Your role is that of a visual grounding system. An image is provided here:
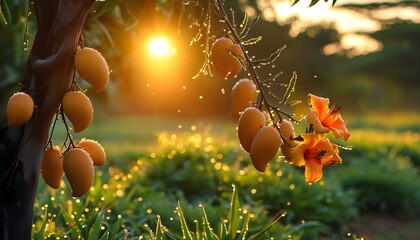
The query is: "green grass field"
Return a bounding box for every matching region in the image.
[33,112,420,239]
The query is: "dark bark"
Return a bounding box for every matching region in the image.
[0,0,94,238]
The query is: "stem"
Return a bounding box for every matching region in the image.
[45,110,60,148]
[211,0,262,95]
[210,0,291,128]
[60,106,76,149]
[192,1,213,79]
[209,0,304,146]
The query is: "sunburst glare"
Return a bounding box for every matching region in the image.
[149,37,170,57]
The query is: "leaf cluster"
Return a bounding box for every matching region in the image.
[332,143,420,213]
[145,186,304,240]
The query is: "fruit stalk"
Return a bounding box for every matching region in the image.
[211,0,296,135]
[211,0,262,94]
[0,0,94,238]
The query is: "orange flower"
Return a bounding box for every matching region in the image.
[290,133,342,183]
[306,94,350,141]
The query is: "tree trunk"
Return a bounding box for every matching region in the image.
[0,0,94,238]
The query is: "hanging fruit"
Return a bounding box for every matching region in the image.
[237,107,266,153]
[63,148,95,197]
[279,120,296,162]
[41,146,64,189]
[62,91,93,133]
[6,92,34,127]
[231,78,257,118]
[250,126,282,172]
[76,139,106,166]
[74,47,109,93]
[211,37,244,79]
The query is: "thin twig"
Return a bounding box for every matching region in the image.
[210,0,296,127]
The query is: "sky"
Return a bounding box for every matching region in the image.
[244,0,420,57]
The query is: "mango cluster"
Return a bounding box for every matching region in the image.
[63,47,109,133]
[41,139,106,197]
[46,47,110,197]
[211,37,294,172]
[3,46,110,197]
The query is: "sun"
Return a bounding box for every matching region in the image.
[149,37,170,57]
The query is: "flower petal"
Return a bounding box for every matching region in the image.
[308,94,329,120]
[304,159,323,183]
[314,138,340,165]
[290,133,320,166]
[330,121,351,141]
[306,110,330,134]
[290,143,307,167]
[308,94,351,141]
[301,133,321,149]
[328,143,343,165]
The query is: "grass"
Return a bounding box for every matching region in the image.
[33,112,420,239]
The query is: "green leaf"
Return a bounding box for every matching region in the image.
[241,36,262,46]
[145,223,157,240]
[281,71,297,105]
[228,185,240,240]
[1,8,7,25]
[84,210,100,231]
[0,0,11,24]
[89,211,105,240]
[109,215,123,239]
[228,49,247,71]
[218,218,228,240]
[200,204,218,240]
[176,202,194,240]
[291,0,301,6]
[78,211,98,239]
[120,2,139,31]
[239,12,249,36]
[60,210,73,225]
[163,230,182,240]
[291,0,336,7]
[289,220,320,233]
[288,100,302,106]
[33,207,49,240]
[98,230,109,240]
[156,215,166,240]
[235,213,250,240]
[252,45,286,66]
[61,210,87,238]
[93,18,116,51]
[248,14,260,29]
[195,218,201,239]
[250,212,286,240]
[230,8,237,31]
[239,15,260,39]
[309,0,320,7]
[91,0,123,20]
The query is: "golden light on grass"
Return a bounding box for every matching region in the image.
[149,37,170,57]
